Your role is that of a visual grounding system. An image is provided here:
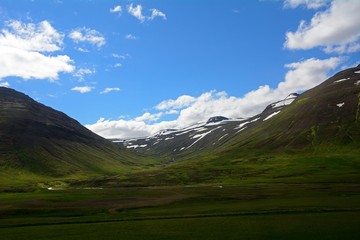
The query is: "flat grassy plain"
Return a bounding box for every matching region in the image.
[1,151,360,239]
[1,183,360,239]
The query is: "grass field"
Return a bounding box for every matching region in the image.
[1,212,360,240]
[1,181,360,239]
[1,151,360,239]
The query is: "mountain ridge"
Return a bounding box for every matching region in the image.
[0,87,141,180]
[111,92,299,160]
[1,64,360,186]
[112,64,360,163]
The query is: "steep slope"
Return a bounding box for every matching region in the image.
[218,64,360,154]
[0,87,139,179]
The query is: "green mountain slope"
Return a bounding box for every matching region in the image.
[116,65,360,186]
[115,64,360,164]
[219,64,360,153]
[0,87,144,185]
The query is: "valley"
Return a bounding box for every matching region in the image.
[1,65,360,239]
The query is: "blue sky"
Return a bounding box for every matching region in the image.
[0,0,360,138]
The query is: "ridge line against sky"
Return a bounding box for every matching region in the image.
[0,0,360,139]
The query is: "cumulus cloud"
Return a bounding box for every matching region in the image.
[0,20,63,52]
[156,95,197,110]
[87,57,342,139]
[0,46,74,80]
[87,118,156,139]
[280,57,341,93]
[283,0,330,9]
[284,0,360,53]
[100,87,120,94]
[135,112,163,122]
[73,68,95,81]
[110,5,122,14]
[127,4,166,22]
[0,20,74,81]
[69,27,105,47]
[71,86,94,93]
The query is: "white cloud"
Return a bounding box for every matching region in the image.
[73,68,95,81]
[284,0,330,9]
[135,112,163,122]
[0,20,63,52]
[156,95,197,110]
[148,9,167,20]
[69,27,105,47]
[114,63,122,68]
[0,20,74,81]
[87,118,158,139]
[127,4,146,22]
[166,109,179,115]
[112,53,129,59]
[284,0,360,53]
[100,87,120,94]
[0,46,74,81]
[110,5,122,14]
[0,81,10,87]
[127,4,166,22]
[280,57,341,93]
[125,34,137,40]
[71,86,94,93]
[76,47,89,53]
[87,57,342,139]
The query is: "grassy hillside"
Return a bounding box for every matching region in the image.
[1,67,360,239]
[0,87,155,188]
[219,65,360,153]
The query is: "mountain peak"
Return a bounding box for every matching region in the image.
[285,93,299,99]
[206,116,229,124]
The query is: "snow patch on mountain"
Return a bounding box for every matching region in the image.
[235,117,260,130]
[218,134,228,142]
[263,111,281,121]
[335,78,350,83]
[186,126,221,149]
[235,127,247,134]
[126,144,147,149]
[336,102,345,108]
[270,94,297,109]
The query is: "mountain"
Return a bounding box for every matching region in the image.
[112,93,299,161]
[0,87,139,180]
[113,64,360,163]
[220,64,360,153]
[2,64,360,187]
[112,64,360,187]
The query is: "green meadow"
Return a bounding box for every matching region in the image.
[1,151,360,239]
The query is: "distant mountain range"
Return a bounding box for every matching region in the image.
[112,94,298,159]
[1,64,360,183]
[113,64,360,162]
